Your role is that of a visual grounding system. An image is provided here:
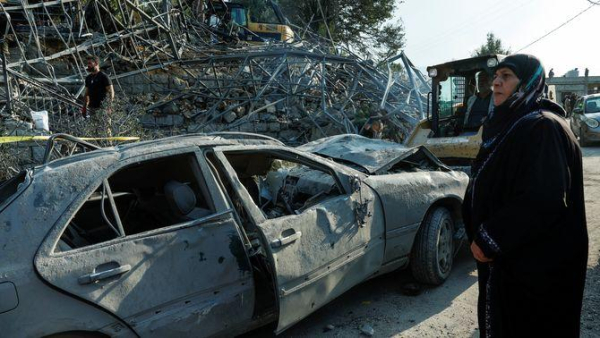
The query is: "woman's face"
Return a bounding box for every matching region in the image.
[492,67,520,106]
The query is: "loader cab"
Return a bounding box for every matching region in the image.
[405,55,505,165]
[207,0,294,43]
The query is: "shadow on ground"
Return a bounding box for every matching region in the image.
[240,245,478,337]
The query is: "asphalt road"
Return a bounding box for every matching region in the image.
[243,146,600,338]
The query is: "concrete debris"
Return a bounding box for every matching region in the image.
[0,0,430,173]
[323,324,335,332]
[360,323,375,336]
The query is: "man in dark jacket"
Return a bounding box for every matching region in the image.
[463,54,588,337]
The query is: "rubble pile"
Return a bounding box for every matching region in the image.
[0,0,429,146]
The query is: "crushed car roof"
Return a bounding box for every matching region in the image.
[298,134,414,174]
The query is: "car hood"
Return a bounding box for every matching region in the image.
[298,134,445,174]
[585,112,600,120]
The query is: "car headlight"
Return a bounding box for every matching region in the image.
[583,116,600,128]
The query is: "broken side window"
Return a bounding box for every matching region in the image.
[55,182,121,252]
[56,153,215,252]
[223,151,342,219]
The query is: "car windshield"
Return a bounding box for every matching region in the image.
[585,97,600,114]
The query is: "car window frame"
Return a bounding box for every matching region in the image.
[209,145,352,224]
[40,147,231,257]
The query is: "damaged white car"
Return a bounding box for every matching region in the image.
[0,133,468,337]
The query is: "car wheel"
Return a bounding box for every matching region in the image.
[410,207,454,285]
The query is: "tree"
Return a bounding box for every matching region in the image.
[274,0,405,60]
[473,32,511,56]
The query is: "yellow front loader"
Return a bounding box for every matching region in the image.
[405,54,505,166]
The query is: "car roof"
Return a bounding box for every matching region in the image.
[31,133,282,176]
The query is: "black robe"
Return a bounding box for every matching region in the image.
[463,110,588,337]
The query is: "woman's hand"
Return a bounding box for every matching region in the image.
[471,241,493,263]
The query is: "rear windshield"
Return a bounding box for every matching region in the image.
[0,171,29,207]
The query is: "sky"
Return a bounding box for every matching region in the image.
[394,0,600,76]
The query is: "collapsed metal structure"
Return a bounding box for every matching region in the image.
[0,0,430,144]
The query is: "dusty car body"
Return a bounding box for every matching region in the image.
[0,133,468,337]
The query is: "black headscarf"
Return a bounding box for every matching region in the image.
[472,54,565,178]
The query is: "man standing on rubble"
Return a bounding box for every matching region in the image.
[83,55,114,118]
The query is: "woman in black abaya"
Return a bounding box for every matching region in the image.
[463,54,588,337]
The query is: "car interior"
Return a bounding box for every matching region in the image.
[55,153,215,252]
[221,151,343,219]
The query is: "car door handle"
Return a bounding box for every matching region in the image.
[78,264,131,285]
[270,231,302,248]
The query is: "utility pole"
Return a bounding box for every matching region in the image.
[0,12,11,116]
[584,68,590,95]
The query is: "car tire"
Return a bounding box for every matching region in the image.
[410,207,454,285]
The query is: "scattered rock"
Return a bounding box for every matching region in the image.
[323,324,335,332]
[223,111,237,123]
[265,101,277,114]
[360,324,375,336]
[162,102,179,115]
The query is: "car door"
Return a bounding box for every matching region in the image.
[212,147,385,333]
[34,149,255,337]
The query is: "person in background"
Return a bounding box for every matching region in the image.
[83,55,114,118]
[463,54,588,337]
[564,94,573,114]
[360,118,384,139]
[464,71,494,129]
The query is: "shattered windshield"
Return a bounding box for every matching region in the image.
[299,135,411,174]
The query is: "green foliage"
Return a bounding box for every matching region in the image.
[275,0,405,60]
[473,32,511,57]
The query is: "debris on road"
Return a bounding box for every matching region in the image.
[0,0,429,147]
[360,323,375,336]
[323,324,335,332]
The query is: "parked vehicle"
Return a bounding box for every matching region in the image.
[0,133,468,337]
[570,93,600,146]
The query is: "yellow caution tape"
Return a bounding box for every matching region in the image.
[0,136,140,144]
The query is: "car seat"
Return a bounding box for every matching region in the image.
[164,180,213,221]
